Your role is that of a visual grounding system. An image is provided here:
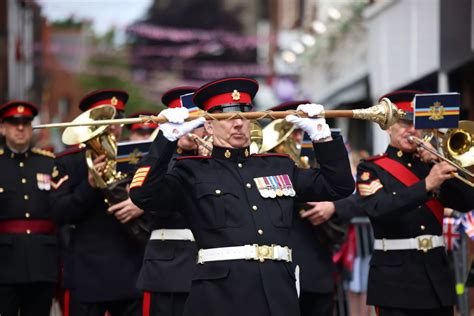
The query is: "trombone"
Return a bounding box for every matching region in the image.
[408,120,474,187]
[33,98,405,131]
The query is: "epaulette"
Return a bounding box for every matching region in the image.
[363,152,387,162]
[251,153,290,158]
[55,146,85,158]
[176,155,211,161]
[31,147,55,158]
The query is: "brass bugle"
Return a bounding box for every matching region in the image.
[408,135,474,187]
[33,98,404,130]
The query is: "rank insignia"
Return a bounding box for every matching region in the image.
[51,175,69,190]
[36,173,51,191]
[52,166,59,178]
[130,166,151,189]
[360,171,370,181]
[357,179,383,196]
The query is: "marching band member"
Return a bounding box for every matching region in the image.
[130,77,354,316]
[0,101,57,316]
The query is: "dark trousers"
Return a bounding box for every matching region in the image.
[68,295,141,316]
[376,306,454,316]
[299,292,333,316]
[142,291,189,316]
[0,282,54,316]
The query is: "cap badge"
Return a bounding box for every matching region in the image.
[232,90,241,101]
[111,97,118,106]
[225,149,231,158]
[397,150,403,158]
[18,105,24,113]
[360,171,370,181]
[245,148,249,157]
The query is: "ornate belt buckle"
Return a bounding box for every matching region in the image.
[255,244,274,262]
[417,236,433,253]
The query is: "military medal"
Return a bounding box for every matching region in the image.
[282,175,296,197]
[276,175,289,196]
[254,177,269,198]
[37,173,51,191]
[263,177,276,198]
[269,176,283,197]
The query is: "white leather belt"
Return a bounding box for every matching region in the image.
[197,244,292,264]
[150,229,195,242]
[374,235,444,253]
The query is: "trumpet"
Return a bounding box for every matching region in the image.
[33,98,405,131]
[408,121,474,187]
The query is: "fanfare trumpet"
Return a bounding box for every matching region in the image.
[33,98,405,131]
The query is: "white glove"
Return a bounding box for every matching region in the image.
[159,107,206,142]
[285,103,331,142]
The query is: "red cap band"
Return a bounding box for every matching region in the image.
[168,99,182,108]
[394,101,413,113]
[130,122,158,131]
[2,105,34,118]
[89,98,125,111]
[203,92,252,111]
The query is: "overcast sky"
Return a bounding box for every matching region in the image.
[37,0,152,35]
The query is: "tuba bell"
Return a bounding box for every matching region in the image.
[62,105,150,242]
[259,119,308,167]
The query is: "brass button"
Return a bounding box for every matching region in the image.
[24,195,29,200]
[418,205,422,209]
[21,178,27,184]
[246,183,252,189]
[25,212,30,218]
[252,205,258,211]
[19,162,24,167]
[215,189,221,195]
[238,163,243,168]
[0,187,3,193]
[257,229,263,235]
[420,225,426,230]
[392,192,397,195]
[407,163,412,167]
[26,229,31,234]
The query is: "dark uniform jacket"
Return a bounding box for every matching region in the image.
[336,145,474,309]
[288,211,335,294]
[50,147,144,302]
[0,146,58,284]
[130,132,354,316]
[137,148,198,293]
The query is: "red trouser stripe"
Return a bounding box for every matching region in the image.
[63,289,70,316]
[143,291,151,316]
